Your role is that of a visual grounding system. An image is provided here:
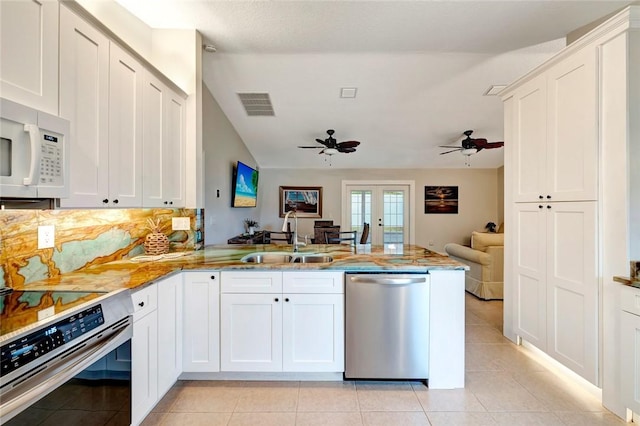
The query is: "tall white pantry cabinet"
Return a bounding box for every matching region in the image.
[502,6,640,417]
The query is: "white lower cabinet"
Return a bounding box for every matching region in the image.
[183,272,220,372]
[621,285,640,414]
[220,271,344,372]
[131,285,158,426]
[221,292,283,371]
[283,293,344,372]
[157,274,183,397]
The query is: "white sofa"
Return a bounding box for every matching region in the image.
[445,231,504,300]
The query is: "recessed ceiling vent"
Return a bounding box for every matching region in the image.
[237,93,275,116]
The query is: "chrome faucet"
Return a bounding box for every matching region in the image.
[282,210,305,252]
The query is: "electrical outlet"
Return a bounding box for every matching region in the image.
[38,225,55,249]
[428,241,435,247]
[172,217,190,231]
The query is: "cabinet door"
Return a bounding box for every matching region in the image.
[157,274,183,397]
[59,6,110,208]
[546,201,597,384]
[109,43,143,207]
[621,310,640,414]
[512,74,547,203]
[221,293,283,371]
[142,71,165,207]
[546,48,598,201]
[282,293,344,372]
[132,310,159,426]
[513,203,547,349]
[183,272,220,372]
[0,0,58,114]
[164,90,185,207]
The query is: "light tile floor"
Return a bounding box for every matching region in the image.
[142,293,628,425]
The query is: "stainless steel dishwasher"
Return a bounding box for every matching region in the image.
[345,273,429,380]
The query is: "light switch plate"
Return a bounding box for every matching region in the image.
[38,225,55,249]
[172,217,191,231]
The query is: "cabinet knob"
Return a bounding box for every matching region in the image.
[285,298,290,302]
[539,205,543,209]
[539,195,544,199]
[546,195,551,199]
[164,201,168,205]
[113,199,119,204]
[547,205,552,209]
[138,301,144,307]
[274,298,279,302]
[210,275,216,280]
[102,199,109,204]
[169,201,173,205]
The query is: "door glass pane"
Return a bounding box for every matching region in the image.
[350,190,372,243]
[383,190,404,244]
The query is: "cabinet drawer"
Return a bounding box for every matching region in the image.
[621,285,640,316]
[131,284,158,320]
[221,271,282,293]
[283,271,344,294]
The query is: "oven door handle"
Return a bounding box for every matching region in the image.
[0,321,132,423]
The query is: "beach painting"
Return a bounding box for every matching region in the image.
[425,186,458,214]
[232,161,259,207]
[279,186,323,218]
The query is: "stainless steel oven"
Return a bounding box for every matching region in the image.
[0,289,133,425]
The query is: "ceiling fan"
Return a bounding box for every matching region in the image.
[298,129,361,155]
[439,130,504,156]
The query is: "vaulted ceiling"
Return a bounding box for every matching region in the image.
[116,0,633,169]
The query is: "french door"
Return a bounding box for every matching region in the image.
[342,181,414,245]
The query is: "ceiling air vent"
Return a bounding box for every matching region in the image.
[237,93,275,116]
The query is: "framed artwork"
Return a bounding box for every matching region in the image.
[279,186,323,218]
[425,186,459,214]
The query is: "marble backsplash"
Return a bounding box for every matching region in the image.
[0,208,203,288]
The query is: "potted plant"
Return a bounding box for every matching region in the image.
[244,219,259,235]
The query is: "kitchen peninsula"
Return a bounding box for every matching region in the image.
[2,244,466,424]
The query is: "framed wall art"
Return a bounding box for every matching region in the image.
[424,186,458,214]
[279,186,323,218]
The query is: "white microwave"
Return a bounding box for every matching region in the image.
[0,98,69,198]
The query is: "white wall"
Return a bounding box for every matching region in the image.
[257,167,501,253]
[202,84,260,244]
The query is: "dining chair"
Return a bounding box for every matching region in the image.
[359,223,370,244]
[265,231,292,244]
[325,230,357,245]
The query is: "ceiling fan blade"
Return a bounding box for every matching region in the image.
[483,141,505,149]
[440,148,462,155]
[316,138,332,147]
[298,145,323,149]
[439,145,462,149]
[338,147,357,153]
[337,140,360,148]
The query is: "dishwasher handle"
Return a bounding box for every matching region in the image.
[348,275,427,285]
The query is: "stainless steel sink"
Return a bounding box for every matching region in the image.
[292,255,334,263]
[240,252,333,264]
[241,253,294,263]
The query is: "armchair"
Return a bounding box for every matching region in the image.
[445,231,504,300]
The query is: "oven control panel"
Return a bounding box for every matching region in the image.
[1,304,104,376]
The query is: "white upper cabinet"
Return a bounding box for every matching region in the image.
[142,71,185,207]
[108,44,143,207]
[511,47,598,203]
[0,0,59,114]
[545,48,598,202]
[59,5,184,208]
[59,5,110,208]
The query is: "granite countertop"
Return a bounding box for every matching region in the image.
[13,244,467,293]
[614,276,640,289]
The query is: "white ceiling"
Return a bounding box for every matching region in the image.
[116,0,633,169]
